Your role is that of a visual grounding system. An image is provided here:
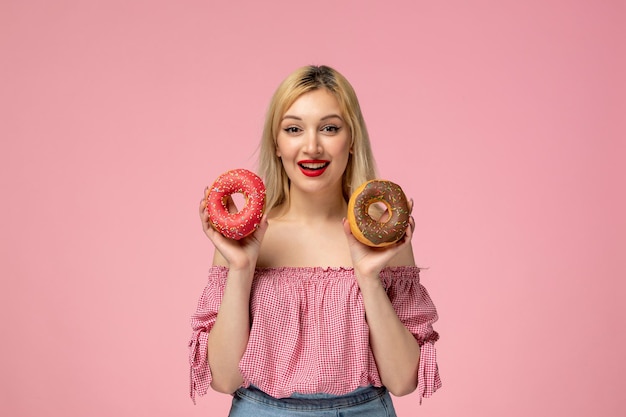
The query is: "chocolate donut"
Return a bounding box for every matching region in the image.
[205,169,266,240]
[347,180,410,247]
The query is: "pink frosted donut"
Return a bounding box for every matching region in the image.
[206,169,266,240]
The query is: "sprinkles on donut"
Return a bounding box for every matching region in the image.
[347,179,410,247]
[205,169,266,240]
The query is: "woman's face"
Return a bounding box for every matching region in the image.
[275,88,351,197]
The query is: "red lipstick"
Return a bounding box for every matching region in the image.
[298,160,330,177]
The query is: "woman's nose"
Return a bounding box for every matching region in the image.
[304,130,322,155]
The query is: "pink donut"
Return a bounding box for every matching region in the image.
[206,169,266,240]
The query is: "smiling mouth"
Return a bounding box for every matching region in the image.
[298,160,330,177]
[298,161,330,171]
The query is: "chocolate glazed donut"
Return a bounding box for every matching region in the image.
[347,180,410,247]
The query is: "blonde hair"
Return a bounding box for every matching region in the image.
[258,65,377,212]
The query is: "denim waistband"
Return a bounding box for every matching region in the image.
[234,385,388,411]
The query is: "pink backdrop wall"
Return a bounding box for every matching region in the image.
[2,1,624,416]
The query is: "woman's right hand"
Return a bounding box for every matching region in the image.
[199,188,268,271]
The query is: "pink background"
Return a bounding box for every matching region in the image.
[2,1,624,416]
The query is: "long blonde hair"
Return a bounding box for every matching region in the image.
[258,65,377,212]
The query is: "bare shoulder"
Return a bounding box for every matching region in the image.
[256,227,282,267]
[255,209,289,267]
[387,242,416,267]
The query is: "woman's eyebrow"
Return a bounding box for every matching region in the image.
[281,114,343,121]
[281,115,302,121]
[321,114,343,121]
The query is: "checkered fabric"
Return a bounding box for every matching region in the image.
[189,266,441,403]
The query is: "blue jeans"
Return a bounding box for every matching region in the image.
[228,385,397,417]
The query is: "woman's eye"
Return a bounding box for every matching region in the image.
[284,126,301,134]
[321,125,340,133]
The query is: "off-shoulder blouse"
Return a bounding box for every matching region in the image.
[189,266,441,403]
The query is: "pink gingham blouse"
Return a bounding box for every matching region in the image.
[189,266,441,403]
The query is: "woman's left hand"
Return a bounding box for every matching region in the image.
[343,199,415,282]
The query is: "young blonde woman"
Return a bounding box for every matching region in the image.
[190,65,441,416]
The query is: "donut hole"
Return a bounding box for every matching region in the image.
[222,193,246,214]
[367,201,391,222]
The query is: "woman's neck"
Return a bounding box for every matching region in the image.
[275,185,347,222]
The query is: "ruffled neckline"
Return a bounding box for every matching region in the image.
[210,265,420,273]
[208,265,422,284]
